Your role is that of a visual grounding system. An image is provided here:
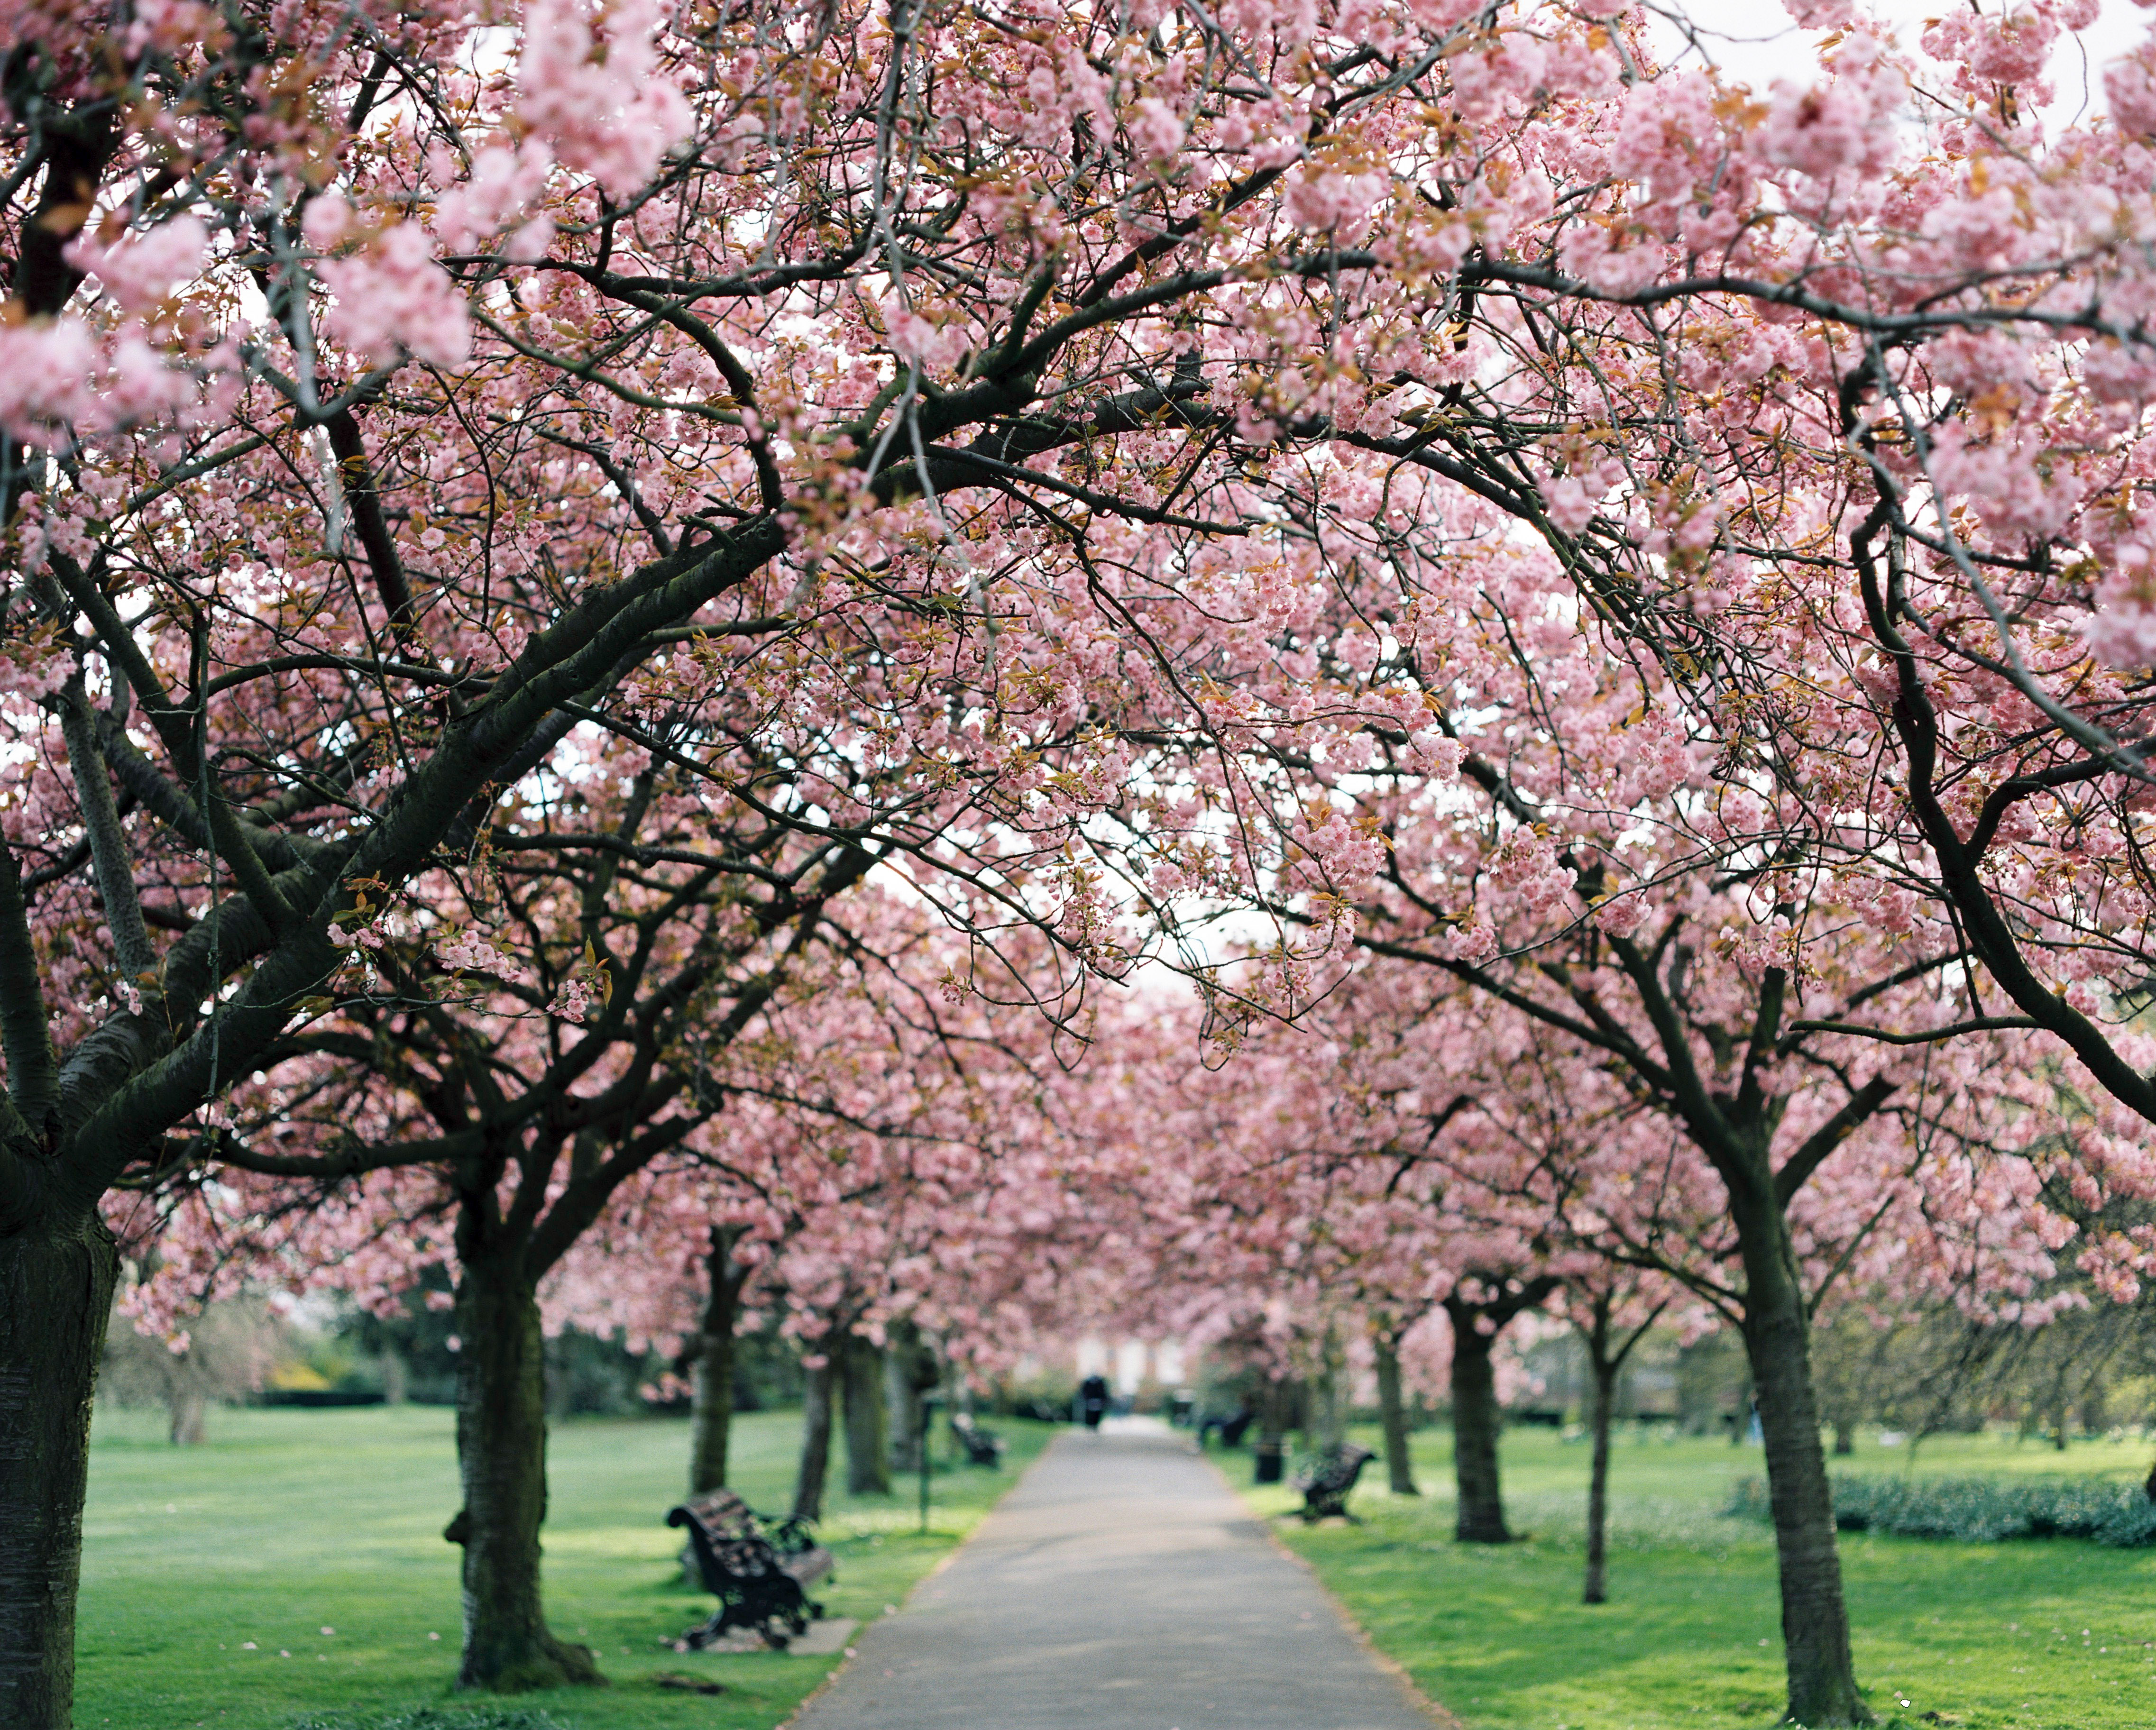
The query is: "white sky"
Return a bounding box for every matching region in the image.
[1651,0,2150,127]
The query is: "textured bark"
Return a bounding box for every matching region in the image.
[1375,1335,1419,1496]
[445,1254,600,1693]
[841,1335,890,1495]
[1736,1192,1868,1727]
[0,1220,118,1730]
[793,1358,835,1521]
[1583,1356,1616,1604]
[687,1228,748,1496]
[1447,1315,1511,1544]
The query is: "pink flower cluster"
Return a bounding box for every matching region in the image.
[64,216,208,314]
[516,0,694,199]
[319,225,473,369]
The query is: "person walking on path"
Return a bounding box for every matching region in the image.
[786,1419,1441,1730]
[1077,1372,1110,1431]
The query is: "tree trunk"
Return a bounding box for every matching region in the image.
[0,1219,119,1730]
[1376,1335,1419,1496]
[884,1321,931,1474]
[1737,1200,1868,1727]
[1448,1311,1511,1544]
[444,1254,599,1693]
[1833,1419,1855,1456]
[793,1356,835,1521]
[1253,1378,1287,1483]
[1314,1329,1346,1451]
[167,1384,206,1446]
[842,1334,890,1495]
[687,1228,747,1496]
[1583,1355,1616,1604]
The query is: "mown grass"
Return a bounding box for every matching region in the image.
[1240,1424,2156,1730]
[78,1401,1055,1730]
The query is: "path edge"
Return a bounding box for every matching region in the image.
[775,1426,1081,1729]
[1197,1446,1466,1730]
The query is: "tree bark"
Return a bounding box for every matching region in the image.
[793,1356,835,1521]
[1447,1309,1511,1544]
[1737,1196,1868,1727]
[884,1321,930,1473]
[687,1227,748,1496]
[444,1253,600,1693]
[0,1219,119,1730]
[1314,1329,1346,1452]
[167,1384,206,1446]
[1583,1354,1616,1604]
[1376,1334,1419,1496]
[842,1334,890,1495]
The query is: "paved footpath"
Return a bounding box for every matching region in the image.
[787,1419,1440,1730]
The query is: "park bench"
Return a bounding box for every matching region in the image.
[1199,1407,1255,1448]
[951,1412,1004,1466]
[1291,1443,1374,1523]
[666,1489,834,1651]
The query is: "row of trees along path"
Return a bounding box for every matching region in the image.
[6,2,2156,1728]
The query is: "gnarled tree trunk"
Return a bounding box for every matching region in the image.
[0,1219,119,1730]
[793,1357,835,1521]
[687,1227,748,1495]
[1375,1333,1419,1496]
[842,1334,890,1495]
[444,1252,599,1693]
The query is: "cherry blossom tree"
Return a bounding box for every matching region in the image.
[8,2,2156,1727]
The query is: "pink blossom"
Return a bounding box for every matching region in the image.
[64,216,208,314]
[2106,28,2156,139]
[517,0,693,199]
[0,316,97,438]
[318,224,472,368]
[1759,42,1903,180]
[434,144,554,254]
[301,192,353,252]
[2086,542,2156,669]
[1282,165,1385,235]
[1541,475,1594,534]
[1129,97,1183,162]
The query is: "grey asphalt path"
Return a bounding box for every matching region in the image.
[787,1419,1440,1730]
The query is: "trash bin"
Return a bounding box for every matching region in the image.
[1253,1437,1284,1483]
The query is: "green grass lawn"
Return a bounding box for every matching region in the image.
[78,1401,1056,1730]
[1238,1424,2156,1730]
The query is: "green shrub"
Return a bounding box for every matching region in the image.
[289,1708,570,1730]
[1726,1473,2156,1546]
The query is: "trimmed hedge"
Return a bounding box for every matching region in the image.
[1727,1472,2156,1547]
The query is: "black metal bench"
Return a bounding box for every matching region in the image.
[1291,1443,1374,1523]
[1199,1408,1255,1448]
[951,1412,1004,1466]
[666,1489,835,1650]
